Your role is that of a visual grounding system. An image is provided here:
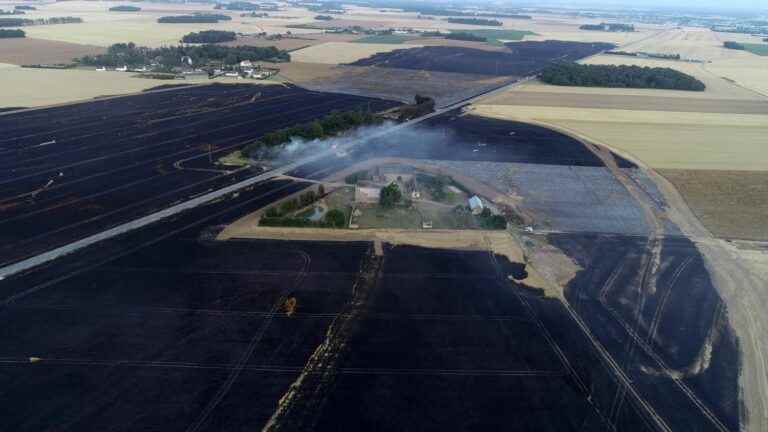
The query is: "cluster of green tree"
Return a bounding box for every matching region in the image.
[476,208,507,230]
[259,211,345,228]
[397,94,435,121]
[445,18,502,26]
[444,32,487,42]
[14,5,36,10]
[580,23,635,32]
[764,38,768,43]
[109,5,141,12]
[0,16,82,26]
[135,73,180,80]
[241,12,268,17]
[181,30,236,44]
[314,15,333,20]
[379,183,402,208]
[77,42,288,67]
[723,41,745,50]
[0,9,25,15]
[415,173,451,201]
[22,63,77,69]
[243,109,380,159]
[261,189,345,228]
[540,63,705,91]
[158,14,231,23]
[0,28,24,38]
[606,50,681,60]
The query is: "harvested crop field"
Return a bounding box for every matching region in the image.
[0,83,398,266]
[289,41,422,64]
[0,37,105,65]
[349,41,614,76]
[225,33,361,51]
[583,54,768,100]
[658,169,768,241]
[469,105,768,170]
[479,90,768,114]
[0,65,223,108]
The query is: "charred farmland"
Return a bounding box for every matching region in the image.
[347,41,615,76]
[0,84,398,266]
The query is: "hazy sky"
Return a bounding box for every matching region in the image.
[517,0,768,13]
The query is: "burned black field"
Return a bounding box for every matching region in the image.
[0,175,616,432]
[348,41,614,76]
[550,233,741,432]
[360,109,636,167]
[0,84,398,266]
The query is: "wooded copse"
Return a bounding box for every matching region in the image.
[77,42,288,67]
[0,28,24,38]
[540,63,705,91]
[243,109,381,159]
[181,30,236,44]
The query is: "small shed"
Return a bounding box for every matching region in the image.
[468,195,484,215]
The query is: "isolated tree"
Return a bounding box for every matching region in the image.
[325,209,346,228]
[379,182,401,208]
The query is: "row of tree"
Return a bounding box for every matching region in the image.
[445,17,502,26]
[723,41,745,50]
[0,28,24,38]
[158,14,231,23]
[580,23,635,32]
[243,109,380,158]
[540,63,705,91]
[77,42,288,67]
[0,16,82,27]
[181,30,236,44]
[109,5,141,12]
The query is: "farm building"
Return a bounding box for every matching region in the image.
[469,195,484,215]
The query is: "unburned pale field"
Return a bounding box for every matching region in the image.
[0,66,269,108]
[290,42,422,64]
[659,169,768,241]
[469,104,768,171]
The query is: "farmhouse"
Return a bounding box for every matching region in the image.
[468,195,484,215]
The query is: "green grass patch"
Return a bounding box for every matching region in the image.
[448,29,536,45]
[353,34,414,44]
[742,43,768,56]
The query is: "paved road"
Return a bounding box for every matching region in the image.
[0,76,535,280]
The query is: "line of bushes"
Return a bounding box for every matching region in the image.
[540,63,705,91]
[723,41,745,50]
[243,109,380,159]
[580,23,635,32]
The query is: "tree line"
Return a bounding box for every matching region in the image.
[77,42,288,68]
[580,23,635,32]
[181,30,236,44]
[723,41,745,50]
[0,28,24,38]
[445,17,502,26]
[109,5,141,12]
[243,109,380,159]
[158,14,231,23]
[0,16,82,27]
[540,63,705,91]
